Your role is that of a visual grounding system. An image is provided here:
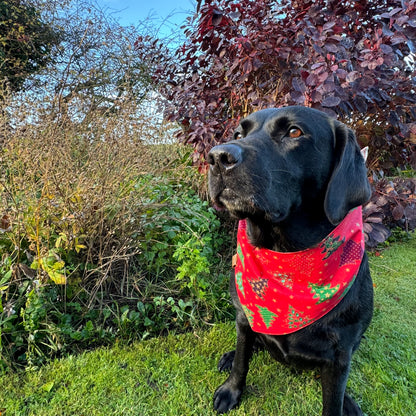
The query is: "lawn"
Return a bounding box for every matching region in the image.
[1,234,415,416]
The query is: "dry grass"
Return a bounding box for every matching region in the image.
[0,93,198,299]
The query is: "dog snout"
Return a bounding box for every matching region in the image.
[207,144,243,173]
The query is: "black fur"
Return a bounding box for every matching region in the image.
[207,106,373,416]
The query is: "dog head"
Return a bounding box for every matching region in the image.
[207,106,371,226]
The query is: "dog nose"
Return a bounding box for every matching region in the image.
[207,144,243,172]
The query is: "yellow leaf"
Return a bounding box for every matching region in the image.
[75,244,87,253]
[48,270,67,285]
[52,260,65,270]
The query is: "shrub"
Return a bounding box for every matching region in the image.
[138,0,416,170]
[0,97,232,371]
[363,176,416,247]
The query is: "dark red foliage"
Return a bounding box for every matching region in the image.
[363,177,416,247]
[138,0,416,169]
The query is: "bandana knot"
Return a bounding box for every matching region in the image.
[235,207,364,335]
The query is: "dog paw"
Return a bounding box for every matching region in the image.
[217,350,235,372]
[343,394,363,416]
[213,383,242,414]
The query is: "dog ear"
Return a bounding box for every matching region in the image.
[324,123,371,225]
[360,146,369,162]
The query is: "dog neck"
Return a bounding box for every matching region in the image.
[246,210,335,252]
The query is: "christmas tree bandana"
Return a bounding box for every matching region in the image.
[234,207,364,335]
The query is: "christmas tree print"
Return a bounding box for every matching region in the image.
[340,240,363,266]
[257,305,277,329]
[290,252,315,278]
[249,277,268,299]
[236,243,244,267]
[235,271,245,297]
[309,282,340,304]
[242,305,255,327]
[278,273,293,290]
[288,305,310,330]
[320,234,345,259]
[340,274,357,298]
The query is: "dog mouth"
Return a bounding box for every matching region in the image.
[211,189,286,223]
[211,189,241,212]
[212,200,227,212]
[211,188,252,214]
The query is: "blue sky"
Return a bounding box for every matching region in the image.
[96,0,196,29]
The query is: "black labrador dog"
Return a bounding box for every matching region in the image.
[207,106,373,416]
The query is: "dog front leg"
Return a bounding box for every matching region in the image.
[320,352,362,416]
[213,317,256,414]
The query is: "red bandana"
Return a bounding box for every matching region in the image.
[235,207,364,335]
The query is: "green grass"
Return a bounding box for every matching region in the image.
[1,234,415,416]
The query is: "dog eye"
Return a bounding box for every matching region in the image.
[289,127,303,138]
[234,132,242,140]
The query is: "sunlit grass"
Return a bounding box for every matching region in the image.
[1,234,415,416]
